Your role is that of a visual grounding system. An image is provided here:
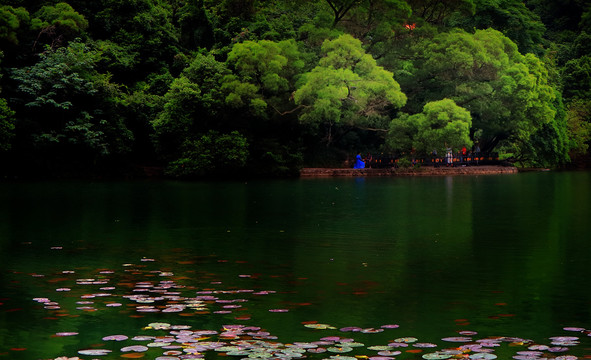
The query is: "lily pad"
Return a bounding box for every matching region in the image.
[102,334,128,341]
[304,324,336,330]
[414,343,438,348]
[422,353,453,359]
[381,324,400,329]
[340,327,362,332]
[367,345,392,351]
[527,345,549,351]
[148,322,171,330]
[320,336,341,342]
[121,345,149,352]
[327,346,353,353]
[55,332,78,336]
[563,327,585,332]
[393,337,418,343]
[78,349,112,355]
[343,342,365,347]
[441,337,472,342]
[469,354,497,359]
[378,350,401,356]
[387,342,409,348]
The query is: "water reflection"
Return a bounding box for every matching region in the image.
[1,172,590,359]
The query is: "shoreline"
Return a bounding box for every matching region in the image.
[300,165,519,177]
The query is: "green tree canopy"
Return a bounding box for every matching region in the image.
[0,5,34,45]
[222,39,305,116]
[448,0,546,55]
[152,53,230,158]
[34,2,88,48]
[294,34,406,144]
[10,41,132,159]
[401,28,556,157]
[387,98,472,156]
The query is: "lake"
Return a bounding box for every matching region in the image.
[1,171,590,360]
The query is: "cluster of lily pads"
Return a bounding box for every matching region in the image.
[52,321,589,360]
[25,259,590,360]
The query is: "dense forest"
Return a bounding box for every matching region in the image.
[0,0,590,178]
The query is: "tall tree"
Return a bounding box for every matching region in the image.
[448,0,546,55]
[294,34,406,145]
[33,2,89,50]
[398,28,557,156]
[387,98,473,156]
[10,41,132,164]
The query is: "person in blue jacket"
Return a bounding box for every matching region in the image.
[353,152,365,169]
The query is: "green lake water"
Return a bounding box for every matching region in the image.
[1,171,590,359]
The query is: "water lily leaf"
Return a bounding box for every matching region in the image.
[343,342,364,347]
[381,324,400,329]
[78,349,112,355]
[441,337,472,342]
[321,336,341,342]
[121,345,149,352]
[527,345,548,351]
[147,322,171,330]
[563,327,585,332]
[459,331,478,335]
[388,342,408,348]
[327,346,353,353]
[394,337,418,343]
[378,350,402,356]
[304,324,336,330]
[340,327,362,332]
[227,350,251,356]
[102,334,128,341]
[367,346,392,351]
[469,354,497,359]
[422,353,453,359]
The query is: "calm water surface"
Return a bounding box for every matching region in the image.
[1,171,590,359]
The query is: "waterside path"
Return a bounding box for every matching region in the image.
[300,165,519,177]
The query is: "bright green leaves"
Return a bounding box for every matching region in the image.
[387,99,472,156]
[294,34,406,143]
[35,2,88,43]
[222,39,304,115]
[0,5,33,45]
[413,28,557,154]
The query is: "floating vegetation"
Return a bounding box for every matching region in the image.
[9,258,589,360]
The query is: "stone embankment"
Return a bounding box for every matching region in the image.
[300,165,518,177]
